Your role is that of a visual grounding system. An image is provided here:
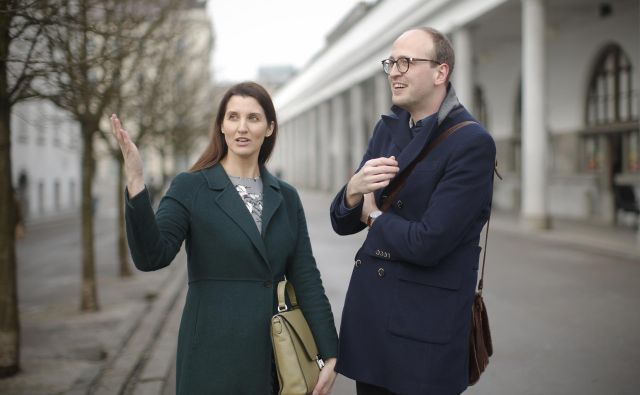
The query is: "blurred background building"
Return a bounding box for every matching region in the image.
[11,0,215,221]
[271,0,640,237]
[11,94,82,221]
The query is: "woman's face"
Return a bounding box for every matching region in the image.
[221,95,274,162]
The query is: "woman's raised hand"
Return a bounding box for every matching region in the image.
[110,114,145,197]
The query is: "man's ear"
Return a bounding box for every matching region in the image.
[435,63,450,86]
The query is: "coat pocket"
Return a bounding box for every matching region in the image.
[387,274,460,344]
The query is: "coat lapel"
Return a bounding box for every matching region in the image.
[260,166,283,235]
[203,165,270,266]
[377,83,462,203]
[382,107,412,151]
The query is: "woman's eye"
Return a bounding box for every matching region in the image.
[249,114,259,121]
[227,113,237,120]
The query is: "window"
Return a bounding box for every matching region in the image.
[625,131,639,173]
[583,135,601,171]
[473,85,489,127]
[586,44,637,126]
[584,44,638,174]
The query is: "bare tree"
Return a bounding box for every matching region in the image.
[0,0,57,377]
[35,0,177,311]
[96,2,211,278]
[145,10,213,184]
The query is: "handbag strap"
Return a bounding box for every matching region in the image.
[381,120,478,212]
[478,160,501,294]
[276,279,298,312]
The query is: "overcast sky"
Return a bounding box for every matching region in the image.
[206,0,372,83]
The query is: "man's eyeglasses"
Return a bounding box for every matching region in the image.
[381,57,442,74]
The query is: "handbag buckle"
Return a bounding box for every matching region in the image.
[277,303,288,313]
[316,356,325,369]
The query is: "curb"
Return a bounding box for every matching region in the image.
[71,255,187,395]
[130,286,185,395]
[490,218,640,262]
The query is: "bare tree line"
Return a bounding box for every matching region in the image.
[0,0,213,377]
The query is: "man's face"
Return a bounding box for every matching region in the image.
[388,30,445,117]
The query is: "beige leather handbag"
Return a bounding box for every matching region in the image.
[271,279,324,395]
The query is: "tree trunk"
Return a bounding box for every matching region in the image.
[0,3,20,376]
[0,98,19,378]
[80,122,99,311]
[117,157,131,277]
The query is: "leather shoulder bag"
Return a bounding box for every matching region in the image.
[271,279,324,395]
[469,161,500,385]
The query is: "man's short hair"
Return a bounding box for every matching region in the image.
[418,27,455,82]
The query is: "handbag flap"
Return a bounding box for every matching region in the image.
[278,308,319,361]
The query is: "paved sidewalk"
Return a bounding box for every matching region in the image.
[1,214,186,395]
[1,190,637,395]
[490,209,639,261]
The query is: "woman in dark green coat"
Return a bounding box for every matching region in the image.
[110,82,338,394]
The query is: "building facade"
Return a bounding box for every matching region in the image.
[11,101,81,221]
[272,0,640,235]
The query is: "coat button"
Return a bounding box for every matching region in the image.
[396,200,403,209]
[377,268,385,277]
[263,281,272,288]
[355,259,361,267]
[375,249,381,256]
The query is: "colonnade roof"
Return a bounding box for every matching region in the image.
[273,0,511,122]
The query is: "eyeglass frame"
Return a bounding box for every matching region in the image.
[381,56,442,74]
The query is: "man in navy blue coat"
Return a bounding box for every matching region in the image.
[330,27,496,395]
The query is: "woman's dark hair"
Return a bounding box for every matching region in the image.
[189,81,278,172]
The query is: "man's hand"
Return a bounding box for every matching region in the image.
[345,156,398,208]
[312,358,337,395]
[360,193,380,225]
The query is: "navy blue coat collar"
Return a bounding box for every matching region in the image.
[379,83,463,188]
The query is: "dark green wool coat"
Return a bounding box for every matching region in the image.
[125,164,338,394]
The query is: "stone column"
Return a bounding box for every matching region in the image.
[521,0,550,229]
[350,84,367,171]
[281,123,291,182]
[452,27,473,109]
[331,93,349,192]
[318,101,331,191]
[293,117,304,188]
[306,109,319,189]
[374,73,390,134]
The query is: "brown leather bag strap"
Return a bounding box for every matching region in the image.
[478,160,500,294]
[381,120,478,212]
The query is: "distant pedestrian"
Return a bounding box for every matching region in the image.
[110,81,338,394]
[329,27,496,394]
[14,194,25,240]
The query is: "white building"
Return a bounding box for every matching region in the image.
[11,101,81,221]
[272,0,639,234]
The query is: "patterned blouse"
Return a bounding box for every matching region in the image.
[229,175,263,233]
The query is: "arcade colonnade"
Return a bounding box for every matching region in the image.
[272,0,640,231]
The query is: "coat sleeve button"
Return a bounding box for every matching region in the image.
[377,268,385,277]
[355,259,361,267]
